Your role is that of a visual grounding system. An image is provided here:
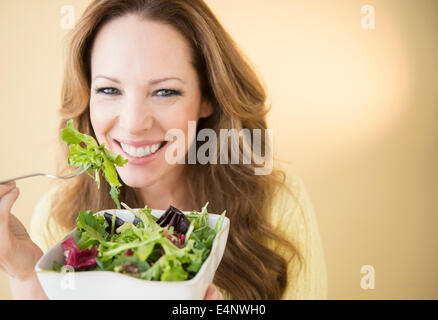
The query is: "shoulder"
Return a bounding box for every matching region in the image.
[29,182,71,253]
[269,171,328,299]
[269,172,314,231]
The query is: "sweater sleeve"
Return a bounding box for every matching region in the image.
[270,173,328,299]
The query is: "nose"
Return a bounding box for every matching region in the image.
[119,93,153,135]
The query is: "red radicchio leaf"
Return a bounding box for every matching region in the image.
[163,226,185,249]
[62,236,98,270]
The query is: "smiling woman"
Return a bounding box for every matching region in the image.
[88,14,212,193]
[1,0,327,300]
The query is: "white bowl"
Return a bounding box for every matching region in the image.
[35,208,230,300]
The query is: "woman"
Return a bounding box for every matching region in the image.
[0,0,327,300]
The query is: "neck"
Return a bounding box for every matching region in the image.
[135,166,191,211]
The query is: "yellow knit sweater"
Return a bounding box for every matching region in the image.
[29,172,328,299]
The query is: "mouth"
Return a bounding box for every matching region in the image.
[113,139,168,159]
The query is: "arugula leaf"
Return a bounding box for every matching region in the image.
[75,210,109,250]
[121,202,160,233]
[100,236,161,258]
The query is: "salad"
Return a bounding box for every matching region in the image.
[54,202,226,281]
[54,120,227,281]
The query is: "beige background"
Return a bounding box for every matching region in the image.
[0,0,437,299]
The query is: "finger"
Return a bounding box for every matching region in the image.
[0,182,16,195]
[204,285,215,300]
[0,187,19,213]
[204,285,223,300]
[0,187,19,230]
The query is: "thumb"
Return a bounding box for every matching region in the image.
[0,187,20,229]
[204,284,224,300]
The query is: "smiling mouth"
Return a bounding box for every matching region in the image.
[114,140,167,158]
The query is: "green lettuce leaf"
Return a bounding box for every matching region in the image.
[76,210,108,247]
[61,119,128,209]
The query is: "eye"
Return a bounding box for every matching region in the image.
[154,89,182,97]
[95,87,121,95]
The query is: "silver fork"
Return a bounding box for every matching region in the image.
[0,165,90,184]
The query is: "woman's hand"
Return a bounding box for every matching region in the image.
[204,284,224,300]
[0,181,43,281]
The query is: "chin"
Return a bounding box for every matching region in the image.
[117,167,161,189]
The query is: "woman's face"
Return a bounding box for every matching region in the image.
[89,14,211,189]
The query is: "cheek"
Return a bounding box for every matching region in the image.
[158,96,202,129]
[89,101,115,144]
[157,103,200,143]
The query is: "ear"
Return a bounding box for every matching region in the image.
[199,97,213,119]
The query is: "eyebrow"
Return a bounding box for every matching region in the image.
[93,75,185,85]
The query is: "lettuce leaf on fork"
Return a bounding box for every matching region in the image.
[61,119,128,210]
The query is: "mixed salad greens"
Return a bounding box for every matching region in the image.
[54,120,227,281]
[54,202,226,281]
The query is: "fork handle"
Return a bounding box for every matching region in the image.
[0,173,46,184]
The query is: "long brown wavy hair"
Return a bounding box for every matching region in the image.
[49,0,303,299]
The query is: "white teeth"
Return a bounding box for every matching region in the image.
[135,147,144,157]
[120,142,162,158]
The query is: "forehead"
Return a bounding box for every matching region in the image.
[90,14,195,82]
